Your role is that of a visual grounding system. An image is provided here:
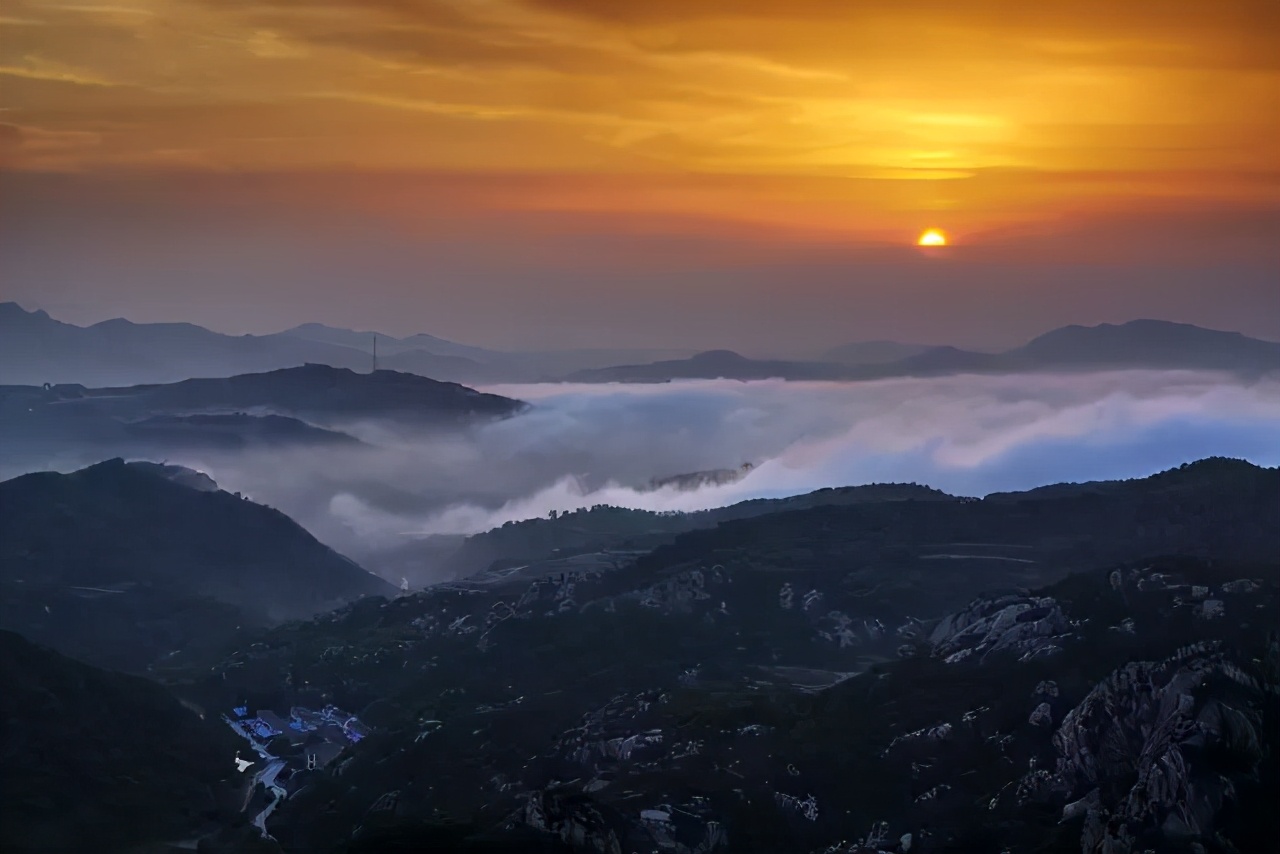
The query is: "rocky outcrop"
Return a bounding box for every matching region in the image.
[1019,646,1269,853]
[522,791,625,854]
[929,594,1071,663]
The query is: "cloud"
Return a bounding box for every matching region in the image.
[4,0,1276,223]
[308,370,1280,545]
[3,370,1277,579]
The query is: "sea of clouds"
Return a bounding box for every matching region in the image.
[9,370,1276,562]
[311,369,1280,546]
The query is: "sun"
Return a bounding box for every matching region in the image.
[917,228,948,247]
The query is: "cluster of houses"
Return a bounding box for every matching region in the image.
[225,703,370,801]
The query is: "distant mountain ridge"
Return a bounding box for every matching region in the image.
[0,302,697,387]
[70,363,527,425]
[8,302,1275,387]
[567,319,1280,383]
[282,322,500,364]
[0,364,525,470]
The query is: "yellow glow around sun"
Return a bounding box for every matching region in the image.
[917,228,948,246]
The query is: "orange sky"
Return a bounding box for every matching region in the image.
[1,1,1278,349]
[2,0,1278,240]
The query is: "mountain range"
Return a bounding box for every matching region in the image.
[0,303,695,387]
[567,320,1280,383]
[0,364,526,472]
[1,455,1277,853]
[194,457,1279,854]
[7,302,1278,388]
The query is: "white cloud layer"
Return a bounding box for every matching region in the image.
[6,371,1278,563]
[322,370,1280,542]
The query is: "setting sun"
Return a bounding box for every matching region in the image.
[918,229,949,247]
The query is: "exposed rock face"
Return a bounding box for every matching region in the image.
[1020,645,1269,853]
[929,594,1071,663]
[213,539,1278,854]
[523,791,625,854]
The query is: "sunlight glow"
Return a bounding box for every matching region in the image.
[917,228,949,247]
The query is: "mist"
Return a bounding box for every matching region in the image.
[4,369,1276,570]
[122,370,1279,555]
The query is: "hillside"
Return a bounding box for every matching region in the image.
[378,458,1276,585]
[0,303,697,387]
[0,459,393,671]
[397,482,954,583]
[1,365,523,472]
[0,630,245,854]
[46,363,526,426]
[190,458,1280,853]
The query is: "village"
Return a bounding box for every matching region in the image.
[222,703,370,836]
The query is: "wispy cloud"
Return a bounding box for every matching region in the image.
[0,0,1274,241]
[0,58,119,87]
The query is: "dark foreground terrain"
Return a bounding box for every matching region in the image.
[0,631,247,854]
[202,552,1278,854]
[2,458,1277,853]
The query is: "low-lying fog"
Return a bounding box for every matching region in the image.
[8,371,1280,569]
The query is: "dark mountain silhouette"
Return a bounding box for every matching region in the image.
[93,363,525,425]
[0,459,393,671]
[0,629,244,854]
[396,482,953,584]
[281,322,501,364]
[839,321,1280,379]
[1006,318,1280,370]
[0,303,698,387]
[14,302,1268,388]
[278,322,509,382]
[0,301,378,386]
[1,366,521,470]
[381,457,1275,588]
[1,398,360,458]
[0,457,392,613]
[15,364,525,425]
[983,455,1268,501]
[565,320,1280,383]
